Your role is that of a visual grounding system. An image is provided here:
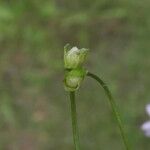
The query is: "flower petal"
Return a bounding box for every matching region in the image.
[141,121,150,131]
[146,104,150,116]
[145,130,150,137]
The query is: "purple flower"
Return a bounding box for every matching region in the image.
[141,104,150,137]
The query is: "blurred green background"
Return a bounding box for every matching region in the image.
[0,0,150,149]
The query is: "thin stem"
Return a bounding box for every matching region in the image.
[87,72,130,150]
[69,92,80,150]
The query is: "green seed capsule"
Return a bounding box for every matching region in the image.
[64,68,87,91]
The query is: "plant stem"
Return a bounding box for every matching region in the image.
[87,72,130,150]
[69,92,80,150]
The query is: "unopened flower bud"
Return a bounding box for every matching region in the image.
[64,68,87,91]
[64,44,88,69]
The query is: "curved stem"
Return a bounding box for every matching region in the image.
[87,72,130,150]
[69,92,80,150]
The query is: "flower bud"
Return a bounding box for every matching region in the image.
[64,68,87,91]
[64,44,88,69]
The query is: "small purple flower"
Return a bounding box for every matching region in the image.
[141,104,150,137]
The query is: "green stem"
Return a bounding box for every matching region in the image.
[87,72,130,150]
[69,92,80,150]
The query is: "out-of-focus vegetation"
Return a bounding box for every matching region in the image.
[0,0,150,149]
